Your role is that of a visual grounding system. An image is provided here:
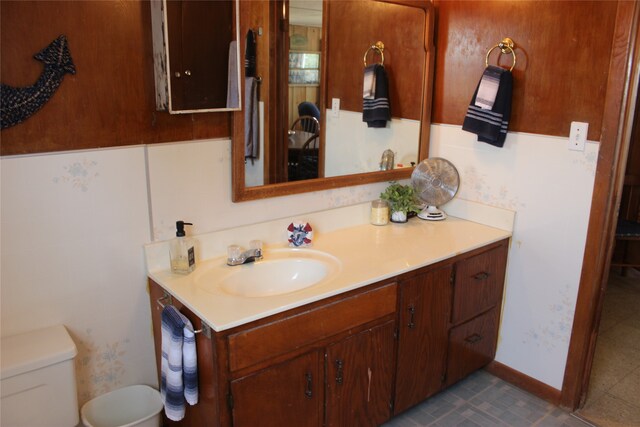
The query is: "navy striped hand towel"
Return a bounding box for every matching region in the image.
[462,65,513,147]
[245,29,256,77]
[363,64,391,128]
[160,305,198,421]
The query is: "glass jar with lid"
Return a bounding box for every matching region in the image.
[370,199,389,225]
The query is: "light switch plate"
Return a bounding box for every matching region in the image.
[569,121,588,151]
[331,98,340,118]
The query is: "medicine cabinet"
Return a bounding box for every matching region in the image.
[150,0,241,113]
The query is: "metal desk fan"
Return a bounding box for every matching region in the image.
[411,158,460,221]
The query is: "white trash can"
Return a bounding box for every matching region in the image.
[81,385,163,427]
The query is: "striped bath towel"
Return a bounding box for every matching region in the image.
[160,305,198,421]
[363,64,391,128]
[462,65,513,147]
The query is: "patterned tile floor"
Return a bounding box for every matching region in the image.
[574,268,640,427]
[383,370,593,427]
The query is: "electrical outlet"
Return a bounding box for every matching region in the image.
[569,121,588,151]
[331,98,340,118]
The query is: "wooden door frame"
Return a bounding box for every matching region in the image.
[272,0,289,183]
[560,0,640,410]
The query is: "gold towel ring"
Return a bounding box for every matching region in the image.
[485,37,516,72]
[363,41,385,67]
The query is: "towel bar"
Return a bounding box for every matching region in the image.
[485,37,516,71]
[156,294,211,338]
[364,41,385,67]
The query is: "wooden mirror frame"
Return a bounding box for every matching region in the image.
[232,0,434,202]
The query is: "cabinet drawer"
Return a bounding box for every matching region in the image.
[228,283,397,372]
[446,308,499,386]
[452,243,507,324]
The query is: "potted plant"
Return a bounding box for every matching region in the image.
[380,182,420,223]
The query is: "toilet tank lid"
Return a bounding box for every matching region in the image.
[1,325,77,380]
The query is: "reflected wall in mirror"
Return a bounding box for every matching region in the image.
[233,0,434,202]
[151,0,241,113]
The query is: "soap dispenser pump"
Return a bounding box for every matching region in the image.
[170,221,195,274]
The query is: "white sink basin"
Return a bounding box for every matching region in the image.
[195,249,342,297]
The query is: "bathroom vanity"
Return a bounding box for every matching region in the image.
[147,216,510,427]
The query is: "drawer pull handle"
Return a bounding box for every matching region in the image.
[335,359,344,385]
[474,272,490,281]
[305,372,313,398]
[465,333,483,344]
[408,305,416,329]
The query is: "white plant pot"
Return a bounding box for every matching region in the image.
[391,211,407,223]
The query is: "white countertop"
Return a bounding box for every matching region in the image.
[149,217,511,332]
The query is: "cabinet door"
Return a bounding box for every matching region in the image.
[230,351,322,427]
[394,266,452,414]
[446,308,499,387]
[326,321,395,427]
[166,0,234,110]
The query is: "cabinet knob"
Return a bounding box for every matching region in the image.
[184,69,192,76]
[174,71,181,78]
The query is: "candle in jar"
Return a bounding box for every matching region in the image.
[370,199,389,225]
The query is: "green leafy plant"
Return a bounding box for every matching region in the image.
[380,182,420,215]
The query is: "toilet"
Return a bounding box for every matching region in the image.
[1,324,79,427]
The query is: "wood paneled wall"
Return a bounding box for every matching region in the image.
[0,1,229,156]
[433,0,618,142]
[0,0,623,156]
[325,0,426,121]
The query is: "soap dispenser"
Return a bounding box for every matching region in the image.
[170,221,196,274]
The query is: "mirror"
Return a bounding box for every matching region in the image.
[232,0,434,201]
[151,0,241,113]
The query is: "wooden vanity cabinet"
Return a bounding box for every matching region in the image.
[148,238,509,426]
[226,283,397,427]
[149,280,398,427]
[230,321,395,427]
[394,239,509,413]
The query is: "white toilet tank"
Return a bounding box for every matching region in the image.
[1,325,79,427]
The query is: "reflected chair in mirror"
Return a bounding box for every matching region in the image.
[288,115,320,181]
[611,174,640,276]
[298,101,321,122]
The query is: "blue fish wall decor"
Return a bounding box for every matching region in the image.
[1,35,76,129]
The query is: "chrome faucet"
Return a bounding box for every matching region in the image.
[227,241,263,266]
[379,149,395,171]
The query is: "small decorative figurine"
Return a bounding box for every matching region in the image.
[287,221,313,247]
